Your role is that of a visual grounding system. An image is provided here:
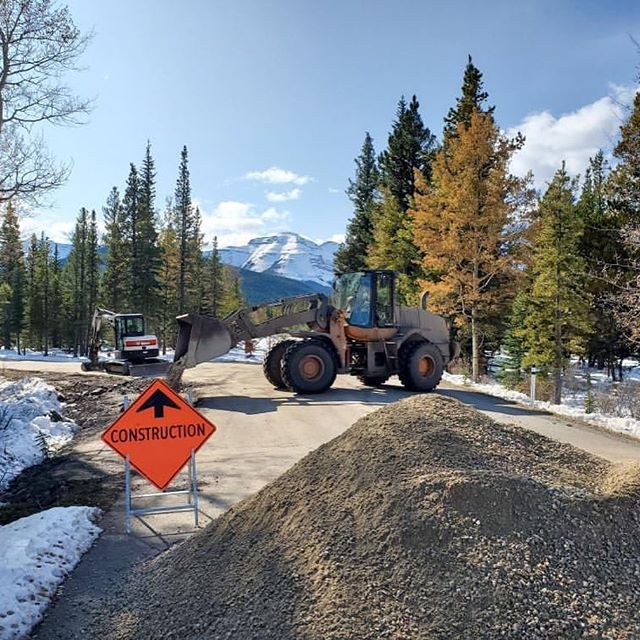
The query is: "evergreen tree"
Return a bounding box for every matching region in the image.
[26,233,40,348]
[102,186,129,310]
[413,112,529,382]
[368,191,421,303]
[522,165,591,403]
[206,236,224,317]
[606,92,640,348]
[189,205,205,312]
[123,163,141,310]
[158,201,180,353]
[220,267,244,316]
[443,55,495,141]
[500,289,531,386]
[174,146,194,314]
[334,132,379,274]
[36,233,51,354]
[576,152,628,377]
[50,244,62,348]
[378,95,437,211]
[137,141,161,321]
[0,201,24,349]
[85,209,99,348]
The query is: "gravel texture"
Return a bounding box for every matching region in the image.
[92,394,640,640]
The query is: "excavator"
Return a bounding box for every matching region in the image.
[173,269,459,393]
[81,308,170,376]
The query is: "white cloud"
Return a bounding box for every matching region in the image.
[328,187,342,194]
[266,188,302,202]
[198,200,291,246]
[507,84,637,188]
[244,166,312,186]
[21,215,105,245]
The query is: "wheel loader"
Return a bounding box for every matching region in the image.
[173,269,459,394]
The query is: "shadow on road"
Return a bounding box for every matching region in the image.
[437,387,550,417]
[196,382,551,419]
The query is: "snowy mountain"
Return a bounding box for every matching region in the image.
[219,232,339,287]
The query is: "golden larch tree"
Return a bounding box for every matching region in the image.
[413,112,531,381]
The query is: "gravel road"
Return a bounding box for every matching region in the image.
[2,359,635,638]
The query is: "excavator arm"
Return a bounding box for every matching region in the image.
[86,308,117,367]
[174,294,331,369]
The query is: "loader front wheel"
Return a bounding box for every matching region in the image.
[263,339,296,390]
[282,340,337,394]
[398,341,443,392]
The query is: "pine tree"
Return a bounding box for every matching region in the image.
[368,191,421,303]
[606,92,640,348]
[174,146,195,314]
[137,141,161,321]
[158,202,180,352]
[50,244,62,348]
[206,236,224,317]
[378,95,437,211]
[413,111,529,382]
[26,234,40,348]
[0,201,24,349]
[102,186,129,310]
[85,209,99,348]
[123,163,141,311]
[522,165,591,403]
[500,289,531,386]
[189,205,205,312]
[220,267,244,316]
[443,55,495,141]
[334,132,379,274]
[36,233,51,354]
[66,208,90,356]
[576,152,628,377]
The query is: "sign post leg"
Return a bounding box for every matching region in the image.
[191,449,199,528]
[125,454,132,534]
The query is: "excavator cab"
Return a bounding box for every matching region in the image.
[332,270,396,328]
[113,314,145,351]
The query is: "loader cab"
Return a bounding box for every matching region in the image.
[332,270,396,328]
[113,314,146,351]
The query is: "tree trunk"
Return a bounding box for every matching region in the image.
[553,293,562,404]
[471,307,479,383]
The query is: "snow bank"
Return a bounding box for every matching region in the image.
[442,372,640,439]
[0,378,78,491]
[0,506,101,640]
[0,347,85,363]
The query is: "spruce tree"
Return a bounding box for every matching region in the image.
[102,186,129,310]
[174,146,192,313]
[66,208,89,356]
[334,132,379,274]
[37,233,50,354]
[50,244,62,348]
[123,163,141,310]
[26,234,40,349]
[158,202,180,352]
[137,141,161,321]
[0,201,24,349]
[378,95,437,211]
[443,55,495,141]
[522,165,591,403]
[207,236,224,317]
[576,152,628,376]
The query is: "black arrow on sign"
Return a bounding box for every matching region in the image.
[136,389,180,419]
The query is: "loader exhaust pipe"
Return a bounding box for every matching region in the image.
[174,314,235,369]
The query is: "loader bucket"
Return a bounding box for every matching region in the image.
[174,314,234,368]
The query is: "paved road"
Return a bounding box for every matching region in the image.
[9,359,639,638]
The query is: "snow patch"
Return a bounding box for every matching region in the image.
[0,506,101,640]
[0,378,78,491]
[442,372,640,439]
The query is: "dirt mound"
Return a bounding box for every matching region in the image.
[96,395,640,639]
[600,461,640,497]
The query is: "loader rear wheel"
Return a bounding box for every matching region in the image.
[263,339,296,390]
[398,341,443,392]
[282,340,337,394]
[357,375,389,387]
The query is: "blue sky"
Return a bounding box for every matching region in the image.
[27,0,640,246]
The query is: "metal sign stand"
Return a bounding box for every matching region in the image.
[122,391,200,534]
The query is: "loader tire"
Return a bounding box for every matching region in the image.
[357,375,389,387]
[282,339,337,394]
[263,339,296,390]
[398,341,443,392]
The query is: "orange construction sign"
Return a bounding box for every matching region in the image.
[102,378,216,490]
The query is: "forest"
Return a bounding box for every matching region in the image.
[336,57,640,403]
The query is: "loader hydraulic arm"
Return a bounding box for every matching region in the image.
[174,293,332,369]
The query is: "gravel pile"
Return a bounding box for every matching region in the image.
[96,395,640,640]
